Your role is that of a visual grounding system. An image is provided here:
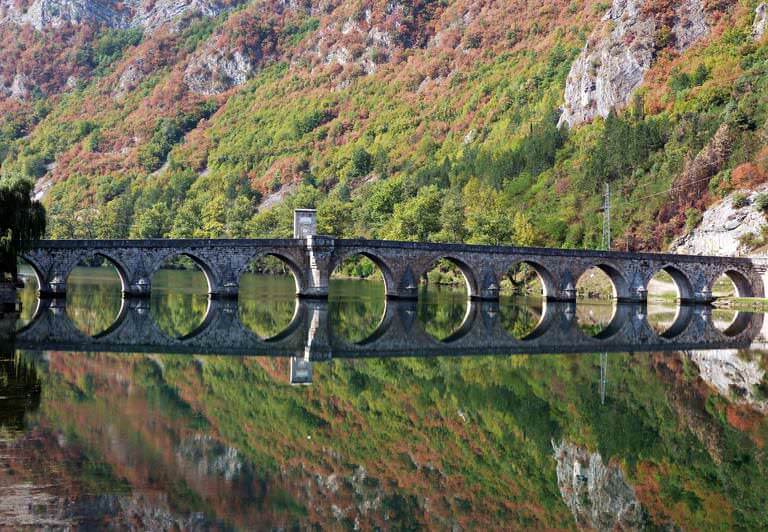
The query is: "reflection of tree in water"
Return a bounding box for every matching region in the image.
[418,287,468,340]
[0,352,41,432]
[499,298,543,339]
[66,268,123,336]
[240,297,297,339]
[151,291,209,338]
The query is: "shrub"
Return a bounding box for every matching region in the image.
[732,192,750,209]
[684,208,702,232]
[755,193,768,213]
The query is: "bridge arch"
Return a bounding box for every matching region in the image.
[417,255,478,299]
[69,251,131,295]
[329,250,395,297]
[712,268,754,299]
[149,251,217,295]
[577,263,630,301]
[237,251,305,295]
[650,265,694,302]
[502,260,556,298]
[17,255,45,292]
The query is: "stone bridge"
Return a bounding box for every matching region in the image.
[20,237,768,303]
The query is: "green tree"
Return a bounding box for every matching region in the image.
[129,203,169,238]
[512,211,536,246]
[435,190,466,243]
[382,185,442,241]
[0,178,46,276]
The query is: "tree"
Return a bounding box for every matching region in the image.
[129,203,169,238]
[381,186,442,241]
[463,178,513,245]
[512,211,536,246]
[435,190,466,243]
[0,178,46,277]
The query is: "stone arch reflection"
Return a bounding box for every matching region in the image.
[499,297,548,340]
[711,307,753,338]
[416,257,475,340]
[329,252,387,344]
[646,266,695,338]
[150,254,210,338]
[16,257,41,331]
[239,254,301,340]
[65,254,124,337]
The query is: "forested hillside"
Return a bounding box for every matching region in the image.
[2,0,768,251]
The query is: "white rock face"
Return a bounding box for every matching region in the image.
[553,440,647,531]
[131,0,229,33]
[754,3,768,41]
[184,47,260,95]
[0,0,237,33]
[559,0,710,128]
[672,186,768,257]
[0,0,134,30]
[689,350,768,414]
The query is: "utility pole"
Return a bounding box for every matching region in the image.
[602,183,611,251]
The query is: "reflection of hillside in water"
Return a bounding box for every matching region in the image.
[7,346,768,530]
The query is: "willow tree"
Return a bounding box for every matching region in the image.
[0,179,46,279]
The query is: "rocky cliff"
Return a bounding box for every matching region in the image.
[559,0,710,128]
[552,440,647,531]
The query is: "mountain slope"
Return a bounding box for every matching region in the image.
[2,0,768,253]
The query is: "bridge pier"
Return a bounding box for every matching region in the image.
[300,235,335,299]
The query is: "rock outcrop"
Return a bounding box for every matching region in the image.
[184,46,264,95]
[673,185,768,256]
[553,440,647,531]
[0,0,133,31]
[559,0,711,128]
[0,0,240,33]
[132,0,233,33]
[690,350,768,414]
[754,3,768,41]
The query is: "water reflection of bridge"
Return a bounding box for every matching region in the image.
[16,297,765,383]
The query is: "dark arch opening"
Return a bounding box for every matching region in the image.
[329,253,387,344]
[16,258,41,331]
[150,254,210,339]
[418,257,474,340]
[65,254,124,337]
[238,254,301,340]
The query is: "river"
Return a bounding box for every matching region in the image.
[2,267,767,529]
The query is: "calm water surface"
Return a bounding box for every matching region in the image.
[3,267,768,529]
